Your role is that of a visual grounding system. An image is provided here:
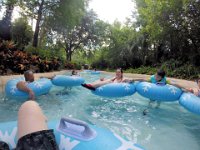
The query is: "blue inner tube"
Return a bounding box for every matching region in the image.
[136,82,182,101]
[0,119,144,150]
[5,78,52,100]
[52,75,85,87]
[92,83,136,98]
[179,92,200,115]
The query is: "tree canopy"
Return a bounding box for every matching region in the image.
[0,0,199,78]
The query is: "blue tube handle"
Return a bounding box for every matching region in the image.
[58,117,97,141]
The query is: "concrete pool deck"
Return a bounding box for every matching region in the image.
[0,70,198,92]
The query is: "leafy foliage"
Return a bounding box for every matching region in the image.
[49,9,108,61]
[0,41,61,75]
[0,0,17,40]
[11,17,33,49]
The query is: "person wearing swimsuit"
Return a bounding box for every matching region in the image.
[81,68,133,91]
[17,70,35,100]
[16,70,55,100]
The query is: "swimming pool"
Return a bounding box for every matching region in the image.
[0,72,200,150]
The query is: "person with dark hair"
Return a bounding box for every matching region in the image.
[71,69,79,76]
[133,69,169,114]
[17,70,35,100]
[147,69,169,109]
[16,70,55,100]
[81,68,133,91]
[150,69,167,84]
[133,69,169,84]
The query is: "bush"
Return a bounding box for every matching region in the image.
[161,59,200,80]
[125,66,157,75]
[124,59,200,80]
[0,42,62,75]
[25,45,66,61]
[11,17,33,50]
[91,59,109,70]
[0,40,16,51]
[64,62,75,69]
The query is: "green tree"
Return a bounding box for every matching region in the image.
[20,0,59,47]
[106,21,143,68]
[0,0,17,40]
[11,17,33,49]
[134,0,200,66]
[50,8,110,61]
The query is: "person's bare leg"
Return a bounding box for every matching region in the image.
[155,101,161,108]
[143,100,155,115]
[17,101,48,139]
[90,79,112,88]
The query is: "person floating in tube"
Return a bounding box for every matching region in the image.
[17,70,36,100]
[133,69,170,115]
[81,68,133,91]
[17,70,55,100]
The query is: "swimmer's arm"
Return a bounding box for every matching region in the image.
[47,75,56,80]
[122,78,134,83]
[17,81,31,93]
[131,78,149,82]
[191,88,200,96]
[100,77,105,81]
[40,75,56,80]
[16,81,35,99]
[169,82,189,92]
[107,77,116,82]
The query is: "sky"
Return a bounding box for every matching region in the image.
[89,0,136,23]
[0,0,136,26]
[0,6,20,21]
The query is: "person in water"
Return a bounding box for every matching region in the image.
[174,77,200,97]
[17,70,55,100]
[17,70,35,100]
[133,69,169,115]
[81,68,133,91]
[148,70,168,108]
[0,100,59,150]
[134,69,169,84]
[188,78,200,97]
[71,69,79,76]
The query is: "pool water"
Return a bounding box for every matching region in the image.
[0,72,200,150]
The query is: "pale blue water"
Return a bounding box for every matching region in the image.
[0,72,200,150]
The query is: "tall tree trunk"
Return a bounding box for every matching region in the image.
[0,3,14,40]
[66,44,72,61]
[33,0,44,47]
[142,34,148,65]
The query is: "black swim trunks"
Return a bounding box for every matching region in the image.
[81,84,96,91]
[0,129,59,150]
[0,141,9,150]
